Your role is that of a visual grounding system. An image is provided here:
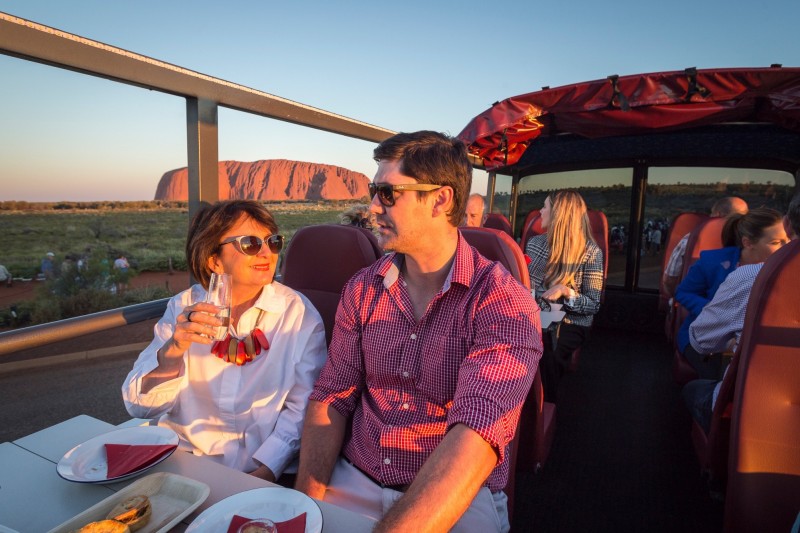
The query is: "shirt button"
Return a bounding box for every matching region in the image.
[410,333,417,340]
[384,458,391,465]
[402,371,409,378]
[402,403,409,410]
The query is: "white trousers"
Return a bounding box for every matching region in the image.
[323,457,510,532]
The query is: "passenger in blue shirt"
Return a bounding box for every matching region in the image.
[675,207,787,378]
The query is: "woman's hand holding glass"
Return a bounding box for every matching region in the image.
[163,274,232,360]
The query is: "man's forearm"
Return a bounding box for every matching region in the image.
[374,424,498,533]
[295,400,347,500]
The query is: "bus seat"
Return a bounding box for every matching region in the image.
[724,240,800,532]
[516,369,556,474]
[484,213,514,237]
[672,216,727,385]
[281,224,382,345]
[520,209,542,249]
[460,227,531,289]
[568,209,608,373]
[691,349,738,490]
[459,226,556,478]
[660,212,709,313]
[587,209,609,285]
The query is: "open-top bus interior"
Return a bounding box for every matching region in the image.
[458,68,800,531]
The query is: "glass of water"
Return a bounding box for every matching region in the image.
[205,272,232,340]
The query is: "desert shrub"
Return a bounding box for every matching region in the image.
[5,268,173,328]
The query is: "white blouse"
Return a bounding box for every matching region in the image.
[122,281,327,477]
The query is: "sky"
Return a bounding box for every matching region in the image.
[1,0,799,201]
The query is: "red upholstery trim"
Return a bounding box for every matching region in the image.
[725,240,800,532]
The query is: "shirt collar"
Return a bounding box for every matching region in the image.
[254,282,286,313]
[378,232,475,292]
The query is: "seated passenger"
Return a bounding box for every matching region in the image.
[525,190,604,402]
[295,131,542,532]
[662,196,748,299]
[464,193,487,227]
[123,200,327,481]
[683,195,798,432]
[675,208,786,379]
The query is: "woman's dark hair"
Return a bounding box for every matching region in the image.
[722,207,783,248]
[373,131,472,226]
[186,200,278,288]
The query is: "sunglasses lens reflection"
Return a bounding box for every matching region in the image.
[267,235,283,253]
[368,184,395,207]
[238,236,260,255]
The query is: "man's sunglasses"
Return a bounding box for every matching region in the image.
[219,234,285,256]
[368,182,443,207]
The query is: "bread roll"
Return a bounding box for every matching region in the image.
[106,495,152,532]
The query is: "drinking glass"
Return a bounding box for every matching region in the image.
[206,272,232,340]
[237,518,276,533]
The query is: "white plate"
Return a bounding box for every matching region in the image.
[48,472,210,533]
[186,487,323,533]
[57,425,179,483]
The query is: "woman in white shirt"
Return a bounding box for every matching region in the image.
[123,200,327,482]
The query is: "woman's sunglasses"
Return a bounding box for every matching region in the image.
[368,182,443,207]
[219,234,284,256]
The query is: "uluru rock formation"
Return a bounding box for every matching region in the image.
[154,160,371,201]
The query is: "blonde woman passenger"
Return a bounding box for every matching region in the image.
[525,190,604,402]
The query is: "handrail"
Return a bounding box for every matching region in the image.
[0,12,395,143]
[0,299,168,358]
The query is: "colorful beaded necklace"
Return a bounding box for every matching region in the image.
[209,309,269,366]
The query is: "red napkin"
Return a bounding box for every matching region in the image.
[227,513,307,533]
[104,443,177,478]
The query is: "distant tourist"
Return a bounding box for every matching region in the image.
[61,255,76,274]
[113,255,131,293]
[113,255,130,273]
[40,252,55,280]
[0,263,12,287]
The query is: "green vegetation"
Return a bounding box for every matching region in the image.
[0,200,355,278]
[0,262,173,328]
[0,200,361,328]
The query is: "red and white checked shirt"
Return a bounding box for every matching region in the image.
[310,233,542,491]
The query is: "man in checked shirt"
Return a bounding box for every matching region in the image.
[296,131,542,532]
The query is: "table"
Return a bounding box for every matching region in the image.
[1,415,376,532]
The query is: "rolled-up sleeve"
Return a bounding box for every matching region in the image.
[122,294,187,419]
[447,275,542,462]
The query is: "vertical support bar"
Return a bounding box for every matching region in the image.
[186,97,220,221]
[509,174,519,237]
[626,160,648,291]
[486,171,497,213]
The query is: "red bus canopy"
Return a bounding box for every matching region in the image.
[457,67,800,170]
